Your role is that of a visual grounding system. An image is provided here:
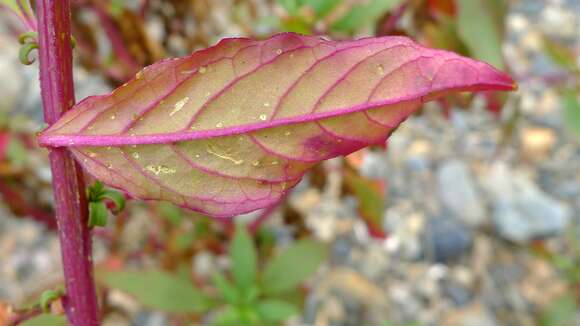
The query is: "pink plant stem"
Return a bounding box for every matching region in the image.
[36,0,100,325]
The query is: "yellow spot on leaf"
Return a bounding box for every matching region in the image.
[206,145,244,165]
[146,165,176,175]
[169,97,190,116]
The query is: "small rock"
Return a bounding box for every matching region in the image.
[482,163,572,243]
[133,311,168,326]
[520,126,557,159]
[192,250,216,277]
[441,280,473,306]
[423,216,472,263]
[405,140,432,171]
[384,208,423,260]
[359,150,388,179]
[437,160,486,227]
[442,303,497,326]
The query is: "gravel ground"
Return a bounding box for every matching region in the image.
[0,0,579,325]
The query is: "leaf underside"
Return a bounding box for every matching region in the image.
[39,33,515,218]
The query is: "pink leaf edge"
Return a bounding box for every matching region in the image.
[38,32,516,218]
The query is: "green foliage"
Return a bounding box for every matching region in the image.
[21,314,67,326]
[308,0,342,18]
[231,224,258,290]
[99,226,326,324]
[456,0,505,69]
[543,37,578,71]
[212,272,240,305]
[275,0,403,35]
[5,136,27,167]
[261,239,327,295]
[276,0,300,16]
[563,90,580,140]
[39,290,63,313]
[103,270,212,313]
[207,226,327,325]
[157,202,184,226]
[276,0,340,18]
[343,169,385,235]
[540,294,577,326]
[256,299,299,322]
[332,0,402,33]
[88,181,125,213]
[87,181,126,227]
[88,201,108,227]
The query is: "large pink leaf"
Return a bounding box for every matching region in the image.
[39,33,515,218]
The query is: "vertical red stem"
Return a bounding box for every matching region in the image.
[36,1,100,325]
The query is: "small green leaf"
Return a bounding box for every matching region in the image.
[39,290,63,313]
[87,181,105,202]
[343,169,386,236]
[261,239,327,295]
[102,189,125,213]
[213,306,242,326]
[211,272,240,305]
[109,0,125,16]
[332,0,402,33]
[103,270,211,313]
[21,314,67,326]
[230,224,257,290]
[18,31,37,45]
[157,202,183,226]
[540,294,577,326]
[238,306,261,325]
[6,136,27,167]
[18,40,38,65]
[256,299,298,322]
[280,16,313,34]
[88,201,108,227]
[457,0,505,69]
[174,230,196,251]
[87,181,125,224]
[306,0,342,18]
[240,284,259,304]
[276,0,299,15]
[543,37,578,70]
[563,90,580,140]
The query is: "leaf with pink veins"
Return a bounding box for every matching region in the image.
[39,33,516,218]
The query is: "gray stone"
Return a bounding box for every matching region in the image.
[423,216,472,263]
[483,163,572,243]
[437,160,486,227]
[133,311,168,326]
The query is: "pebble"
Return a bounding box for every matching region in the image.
[423,216,473,263]
[520,126,557,159]
[482,163,572,243]
[436,160,486,227]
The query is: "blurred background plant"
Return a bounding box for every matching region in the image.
[0,0,578,325]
